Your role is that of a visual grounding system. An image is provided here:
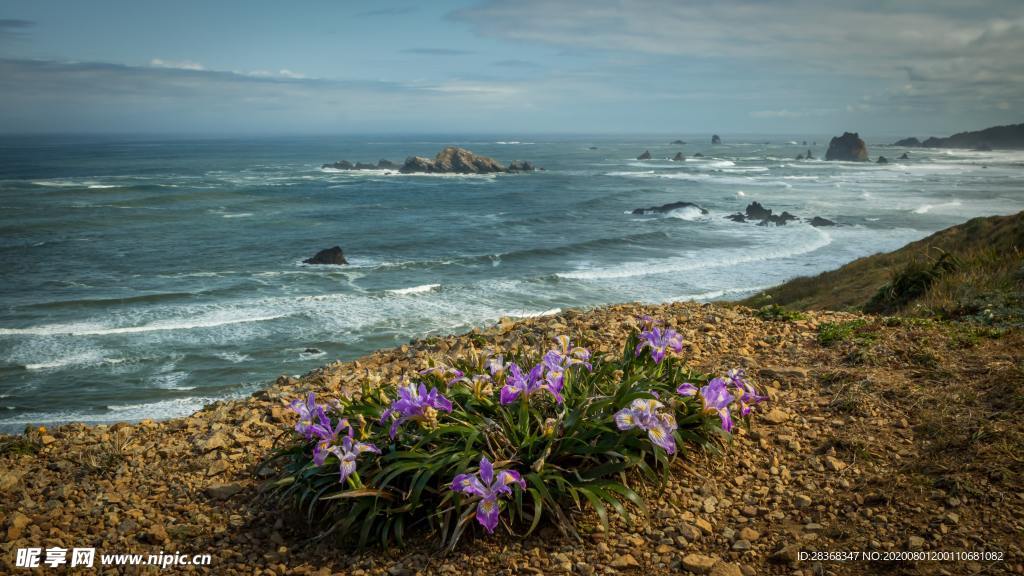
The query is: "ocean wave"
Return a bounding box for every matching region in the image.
[386,283,441,295]
[504,308,561,318]
[556,226,832,280]
[665,206,710,221]
[0,313,286,337]
[913,200,962,214]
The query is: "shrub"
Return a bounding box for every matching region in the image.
[817,319,875,347]
[755,304,805,322]
[264,319,767,550]
[865,249,960,314]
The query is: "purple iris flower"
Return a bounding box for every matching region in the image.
[676,382,698,397]
[328,429,380,484]
[637,314,659,330]
[419,365,464,386]
[486,355,508,379]
[380,383,453,438]
[499,362,563,405]
[450,455,525,534]
[700,378,736,432]
[614,398,678,454]
[310,411,352,466]
[551,335,593,370]
[635,327,684,364]
[289,392,326,439]
[727,368,767,417]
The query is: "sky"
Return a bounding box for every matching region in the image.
[0,0,1021,136]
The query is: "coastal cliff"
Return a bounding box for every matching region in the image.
[1,218,1022,575]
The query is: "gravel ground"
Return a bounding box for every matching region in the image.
[2,301,1022,575]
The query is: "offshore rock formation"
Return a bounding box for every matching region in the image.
[637,150,652,160]
[323,147,534,174]
[711,134,722,145]
[631,201,708,215]
[825,132,868,161]
[672,152,685,161]
[303,246,348,265]
[895,123,1024,150]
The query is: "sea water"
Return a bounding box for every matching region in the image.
[1,134,1022,430]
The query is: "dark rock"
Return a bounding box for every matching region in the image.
[377,159,398,169]
[795,154,804,160]
[670,140,686,145]
[400,147,509,174]
[303,348,323,354]
[322,160,354,170]
[303,246,348,266]
[876,156,889,164]
[637,150,652,160]
[354,162,377,170]
[805,149,814,160]
[693,152,704,157]
[893,137,922,147]
[825,132,868,161]
[802,140,808,145]
[507,160,535,172]
[758,211,798,226]
[672,152,685,161]
[745,201,773,220]
[588,146,598,150]
[727,213,746,223]
[205,482,245,500]
[712,134,722,145]
[631,201,708,216]
[809,216,837,227]
[899,152,910,160]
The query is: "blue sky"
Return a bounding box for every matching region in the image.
[0,0,1021,135]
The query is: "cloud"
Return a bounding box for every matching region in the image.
[0,18,34,40]
[355,6,417,17]
[400,47,475,56]
[0,57,535,133]
[150,58,205,71]
[453,0,1024,112]
[493,59,541,68]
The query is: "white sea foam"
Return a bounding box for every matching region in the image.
[666,206,709,221]
[386,283,441,295]
[913,200,962,214]
[557,226,832,281]
[505,308,561,318]
[222,213,254,218]
[0,313,286,337]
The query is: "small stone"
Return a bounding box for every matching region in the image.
[908,536,925,550]
[709,562,743,576]
[794,494,813,507]
[0,470,23,493]
[770,545,799,564]
[695,517,714,534]
[682,553,718,574]
[6,511,31,540]
[732,539,751,550]
[738,527,760,541]
[610,554,639,568]
[823,455,848,472]
[761,408,791,424]
[205,482,245,500]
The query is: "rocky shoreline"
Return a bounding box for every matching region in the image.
[2,300,1021,575]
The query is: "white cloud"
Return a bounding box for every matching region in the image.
[149,58,205,71]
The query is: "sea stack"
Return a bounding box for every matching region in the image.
[303,246,348,265]
[712,134,722,145]
[672,152,685,161]
[825,132,868,161]
[637,150,652,160]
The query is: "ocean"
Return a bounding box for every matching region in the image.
[1,134,1022,431]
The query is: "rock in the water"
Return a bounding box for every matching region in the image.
[876,155,889,164]
[588,146,598,150]
[899,152,910,160]
[399,147,509,174]
[758,211,797,226]
[637,150,652,160]
[825,132,869,161]
[795,153,804,160]
[727,212,746,223]
[745,201,773,220]
[354,162,376,169]
[711,134,722,145]
[693,152,704,157]
[917,123,1024,149]
[809,216,836,227]
[322,160,354,169]
[631,201,708,216]
[671,139,686,145]
[893,137,921,147]
[377,159,398,169]
[805,149,814,159]
[303,246,348,266]
[507,160,535,172]
[672,152,685,161]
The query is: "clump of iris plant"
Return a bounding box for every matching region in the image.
[380,383,453,438]
[635,326,684,363]
[272,322,767,550]
[450,455,526,533]
[614,397,679,453]
[500,362,564,404]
